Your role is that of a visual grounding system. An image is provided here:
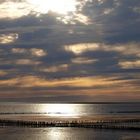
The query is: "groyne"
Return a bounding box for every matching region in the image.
[0,119,140,130]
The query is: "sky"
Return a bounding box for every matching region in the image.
[0,0,140,102]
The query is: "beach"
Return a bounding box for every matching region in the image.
[0,103,140,139]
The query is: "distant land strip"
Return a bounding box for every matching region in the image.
[0,111,140,114]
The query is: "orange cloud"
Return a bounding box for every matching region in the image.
[71,57,98,64]
[0,70,8,76]
[64,42,140,58]
[40,64,68,73]
[119,60,140,69]
[15,59,42,65]
[0,75,138,89]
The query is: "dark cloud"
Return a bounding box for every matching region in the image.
[81,0,140,43]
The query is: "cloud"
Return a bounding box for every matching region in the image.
[0,0,90,25]
[12,48,47,57]
[0,1,31,19]
[0,70,139,102]
[0,70,7,76]
[64,42,140,58]
[0,33,18,44]
[64,43,100,55]
[133,6,140,14]
[40,64,68,73]
[28,0,78,14]
[30,48,47,57]
[119,60,140,69]
[15,59,42,65]
[0,0,139,102]
[81,0,140,43]
[0,75,138,89]
[102,43,140,57]
[71,57,98,64]
[11,48,26,53]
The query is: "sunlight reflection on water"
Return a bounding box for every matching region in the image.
[0,127,140,140]
[40,104,81,117]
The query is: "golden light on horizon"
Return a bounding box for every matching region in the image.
[28,0,78,15]
[41,104,76,117]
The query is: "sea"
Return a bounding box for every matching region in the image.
[0,103,140,140]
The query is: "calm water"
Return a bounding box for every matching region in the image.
[0,103,140,116]
[0,103,140,140]
[0,127,140,140]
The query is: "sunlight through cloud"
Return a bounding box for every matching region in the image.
[30,48,47,57]
[71,57,98,64]
[0,33,18,44]
[0,1,30,19]
[0,0,90,24]
[119,60,140,69]
[28,0,78,15]
[65,43,100,54]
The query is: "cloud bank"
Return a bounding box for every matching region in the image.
[0,0,140,102]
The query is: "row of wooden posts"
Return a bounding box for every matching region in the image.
[0,119,140,130]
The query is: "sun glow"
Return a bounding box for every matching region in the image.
[41,104,76,117]
[28,0,77,14]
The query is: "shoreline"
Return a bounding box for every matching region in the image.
[0,114,140,120]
